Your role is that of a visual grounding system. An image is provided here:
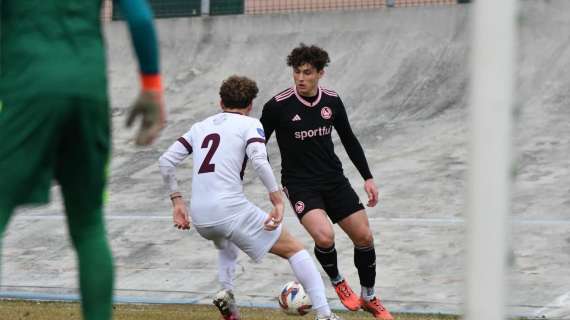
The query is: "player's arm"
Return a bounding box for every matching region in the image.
[260,99,278,143]
[158,135,193,229]
[246,141,279,193]
[245,128,283,230]
[333,99,379,207]
[117,0,165,146]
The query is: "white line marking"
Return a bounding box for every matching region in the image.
[534,291,570,319]
[11,214,570,225]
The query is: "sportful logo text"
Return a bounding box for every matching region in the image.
[294,126,332,140]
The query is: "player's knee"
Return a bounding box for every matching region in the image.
[352,231,374,247]
[283,232,304,253]
[273,229,305,258]
[289,239,305,255]
[313,233,334,248]
[278,242,305,259]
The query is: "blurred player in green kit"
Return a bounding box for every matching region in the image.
[0,1,165,319]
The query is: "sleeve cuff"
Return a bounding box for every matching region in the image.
[141,74,162,91]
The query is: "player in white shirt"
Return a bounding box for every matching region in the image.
[158,76,342,320]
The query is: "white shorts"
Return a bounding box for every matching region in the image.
[194,205,282,263]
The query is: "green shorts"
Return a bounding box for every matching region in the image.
[0,94,110,211]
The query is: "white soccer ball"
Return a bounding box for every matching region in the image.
[278,281,312,316]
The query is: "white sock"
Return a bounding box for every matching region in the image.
[288,250,331,317]
[331,275,343,285]
[361,286,376,301]
[218,242,239,291]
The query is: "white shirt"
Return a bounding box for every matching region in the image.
[159,112,279,227]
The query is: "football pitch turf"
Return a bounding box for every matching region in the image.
[0,300,459,320]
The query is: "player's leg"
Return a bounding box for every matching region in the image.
[226,205,339,319]
[64,205,114,320]
[302,210,361,311]
[331,182,393,320]
[218,240,239,291]
[195,225,240,291]
[196,224,241,320]
[0,206,12,236]
[0,95,58,208]
[284,186,360,311]
[214,240,241,320]
[56,96,113,320]
[283,187,343,282]
[338,212,392,319]
[0,94,67,283]
[337,210,375,293]
[269,227,339,319]
[0,204,14,283]
[300,209,338,277]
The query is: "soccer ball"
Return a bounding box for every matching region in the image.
[278,281,312,316]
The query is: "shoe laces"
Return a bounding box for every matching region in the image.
[316,312,342,320]
[368,297,386,312]
[336,281,352,298]
[329,312,342,320]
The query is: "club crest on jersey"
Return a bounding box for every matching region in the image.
[257,128,265,138]
[321,106,332,120]
[294,201,305,214]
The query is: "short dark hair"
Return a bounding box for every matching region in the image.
[287,43,330,71]
[219,75,259,109]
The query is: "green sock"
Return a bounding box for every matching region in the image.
[0,205,14,284]
[67,207,114,320]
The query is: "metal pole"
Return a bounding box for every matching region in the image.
[201,0,210,16]
[467,0,517,319]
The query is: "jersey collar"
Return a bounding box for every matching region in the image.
[293,86,322,107]
[223,111,246,116]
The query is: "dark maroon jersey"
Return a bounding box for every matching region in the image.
[261,86,372,187]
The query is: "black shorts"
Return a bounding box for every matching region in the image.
[283,179,365,224]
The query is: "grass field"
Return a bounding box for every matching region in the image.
[0,300,459,320]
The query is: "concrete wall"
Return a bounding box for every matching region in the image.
[4,2,570,317]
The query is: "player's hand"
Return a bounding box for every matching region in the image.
[126,90,165,146]
[364,178,379,207]
[172,198,191,230]
[265,190,284,231]
[265,203,284,231]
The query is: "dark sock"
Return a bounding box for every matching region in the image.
[314,243,340,281]
[354,245,376,288]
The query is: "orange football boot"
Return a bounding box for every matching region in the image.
[333,279,361,311]
[361,296,394,320]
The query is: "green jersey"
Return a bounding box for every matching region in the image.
[0,0,160,208]
[0,1,107,100]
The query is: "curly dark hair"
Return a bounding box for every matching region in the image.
[287,43,330,71]
[219,75,259,109]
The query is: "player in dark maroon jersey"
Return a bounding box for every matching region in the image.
[261,44,393,320]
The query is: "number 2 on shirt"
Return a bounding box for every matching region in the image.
[198,133,220,174]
